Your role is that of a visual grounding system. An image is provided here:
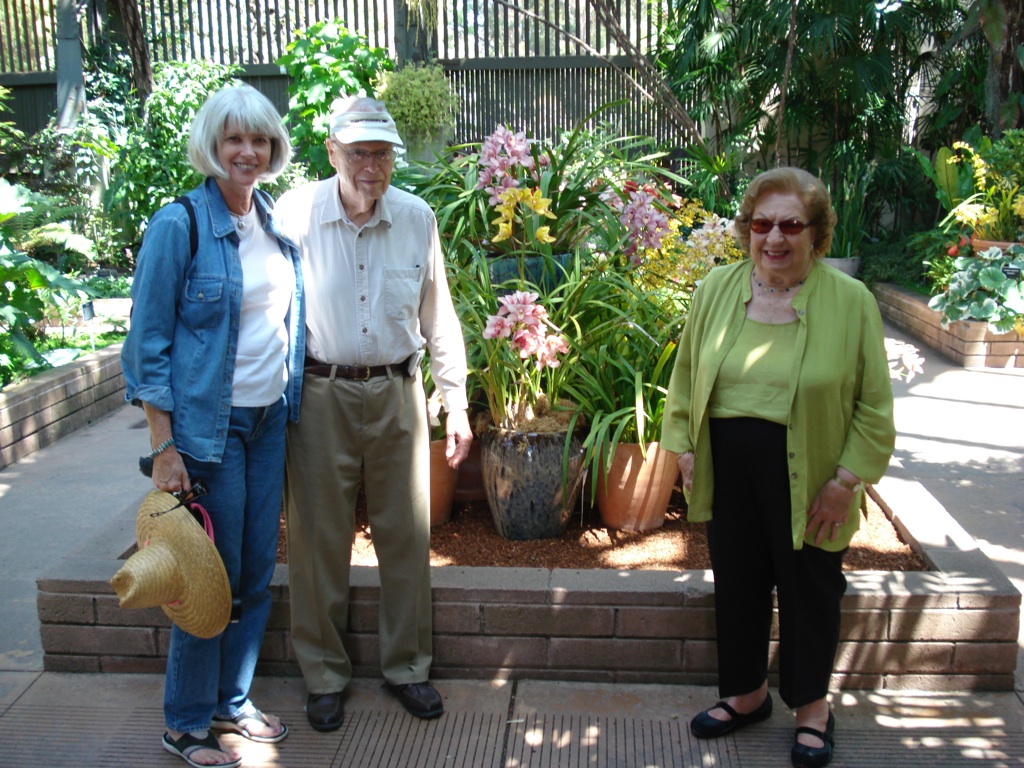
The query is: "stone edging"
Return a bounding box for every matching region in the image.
[36,455,1020,691]
[0,344,126,470]
[874,282,1023,368]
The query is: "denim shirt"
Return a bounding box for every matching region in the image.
[122,177,305,463]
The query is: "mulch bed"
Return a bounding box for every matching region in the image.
[278,488,929,572]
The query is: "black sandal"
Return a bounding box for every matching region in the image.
[162,731,241,768]
[791,711,835,768]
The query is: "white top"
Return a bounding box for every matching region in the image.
[231,205,294,407]
[276,179,468,411]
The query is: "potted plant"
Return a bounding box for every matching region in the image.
[928,243,1024,335]
[944,129,1024,252]
[824,152,877,276]
[403,113,683,272]
[468,275,586,540]
[375,62,458,163]
[569,290,681,531]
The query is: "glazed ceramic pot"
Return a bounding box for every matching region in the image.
[480,428,585,540]
[595,442,679,532]
[486,253,572,293]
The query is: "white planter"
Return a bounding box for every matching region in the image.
[822,256,861,276]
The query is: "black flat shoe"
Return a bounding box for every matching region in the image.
[386,681,444,719]
[305,692,344,732]
[690,692,773,739]
[791,710,835,768]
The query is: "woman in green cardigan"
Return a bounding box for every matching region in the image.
[661,167,895,768]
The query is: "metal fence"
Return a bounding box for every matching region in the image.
[1,0,683,146]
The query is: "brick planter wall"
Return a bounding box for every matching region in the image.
[874,283,1023,369]
[0,344,126,470]
[37,460,1020,691]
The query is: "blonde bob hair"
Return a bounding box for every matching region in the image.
[734,167,837,258]
[187,85,291,181]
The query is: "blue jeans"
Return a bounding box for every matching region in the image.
[164,397,286,732]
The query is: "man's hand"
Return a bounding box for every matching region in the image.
[444,408,473,469]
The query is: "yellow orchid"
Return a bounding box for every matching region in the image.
[534,226,556,244]
[522,189,556,219]
[492,220,513,243]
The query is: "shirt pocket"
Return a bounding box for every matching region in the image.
[383,267,422,321]
[181,275,226,329]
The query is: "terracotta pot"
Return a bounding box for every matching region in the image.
[429,439,457,527]
[971,238,1018,255]
[595,442,679,532]
[453,439,487,503]
[480,428,585,540]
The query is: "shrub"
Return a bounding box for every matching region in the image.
[1,179,90,388]
[103,59,241,256]
[276,20,392,178]
[375,62,458,152]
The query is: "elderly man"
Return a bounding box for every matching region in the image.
[276,96,472,731]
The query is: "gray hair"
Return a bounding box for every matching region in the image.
[187,85,292,181]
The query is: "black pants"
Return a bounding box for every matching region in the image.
[707,418,847,709]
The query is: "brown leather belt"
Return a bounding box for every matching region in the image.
[304,356,412,381]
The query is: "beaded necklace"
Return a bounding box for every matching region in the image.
[753,269,806,295]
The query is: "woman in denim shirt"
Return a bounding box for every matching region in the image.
[122,85,304,768]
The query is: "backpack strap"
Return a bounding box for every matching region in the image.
[174,195,199,259]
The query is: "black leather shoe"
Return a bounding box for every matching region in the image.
[386,682,444,719]
[791,710,835,768]
[305,692,344,732]
[690,692,773,739]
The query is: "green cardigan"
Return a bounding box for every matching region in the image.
[661,259,896,551]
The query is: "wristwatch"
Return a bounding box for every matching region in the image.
[833,475,863,494]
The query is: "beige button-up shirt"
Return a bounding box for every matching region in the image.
[276,178,469,412]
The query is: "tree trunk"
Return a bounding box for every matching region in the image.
[109,0,153,102]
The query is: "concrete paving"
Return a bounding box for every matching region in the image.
[0,321,1022,767]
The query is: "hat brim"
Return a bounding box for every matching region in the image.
[331,126,405,147]
[113,491,232,639]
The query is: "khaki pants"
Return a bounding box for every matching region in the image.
[285,370,432,694]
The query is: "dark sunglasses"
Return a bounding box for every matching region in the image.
[749,218,809,235]
[148,481,209,519]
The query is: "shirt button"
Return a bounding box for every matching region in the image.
[791,472,798,480]
[197,292,204,299]
[788,452,795,458]
[359,264,365,270]
[360,296,366,301]
[362,328,368,334]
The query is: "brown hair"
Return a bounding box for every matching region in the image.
[734,167,837,257]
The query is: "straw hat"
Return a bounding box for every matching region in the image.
[110,490,231,639]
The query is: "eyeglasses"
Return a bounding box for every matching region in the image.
[338,147,394,165]
[749,218,809,235]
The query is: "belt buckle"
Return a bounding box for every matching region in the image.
[353,365,371,381]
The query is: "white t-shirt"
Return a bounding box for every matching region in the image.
[230,206,294,407]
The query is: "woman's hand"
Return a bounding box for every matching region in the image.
[677,451,695,494]
[805,476,858,546]
[141,402,190,494]
[152,448,191,494]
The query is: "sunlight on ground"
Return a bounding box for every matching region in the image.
[865,691,1011,729]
